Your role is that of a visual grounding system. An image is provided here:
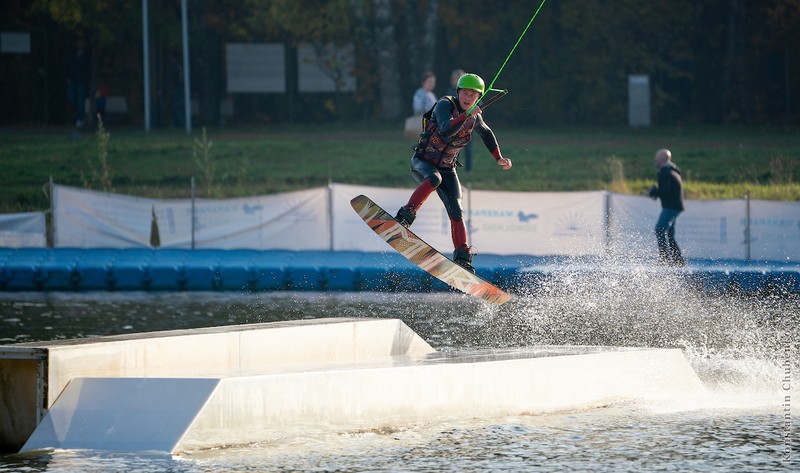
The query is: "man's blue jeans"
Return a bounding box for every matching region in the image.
[655,208,685,266]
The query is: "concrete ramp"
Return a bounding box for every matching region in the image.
[1,318,434,452]
[22,378,220,452]
[180,347,706,452]
[20,345,706,453]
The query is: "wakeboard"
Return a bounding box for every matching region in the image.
[350,194,512,305]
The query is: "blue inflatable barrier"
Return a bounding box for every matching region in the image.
[217,250,258,291]
[0,248,798,295]
[147,249,189,291]
[0,249,10,289]
[3,248,47,290]
[183,251,221,291]
[74,249,117,290]
[287,251,331,291]
[109,249,155,290]
[321,251,363,291]
[251,250,295,291]
[356,252,421,293]
[40,248,83,291]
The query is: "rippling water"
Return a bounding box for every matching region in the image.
[1,264,798,471]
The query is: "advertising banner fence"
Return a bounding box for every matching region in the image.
[19,183,800,262]
[53,185,329,250]
[748,200,800,262]
[609,194,748,260]
[0,212,46,248]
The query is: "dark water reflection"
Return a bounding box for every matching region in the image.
[1,288,796,357]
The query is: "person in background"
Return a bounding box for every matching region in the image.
[447,69,473,172]
[169,53,185,127]
[649,148,686,267]
[95,83,108,124]
[395,73,512,273]
[66,39,91,128]
[412,71,437,115]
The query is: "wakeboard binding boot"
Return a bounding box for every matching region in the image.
[395,205,416,228]
[453,245,475,273]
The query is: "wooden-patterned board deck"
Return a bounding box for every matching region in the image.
[350,194,512,305]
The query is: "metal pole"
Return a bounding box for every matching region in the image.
[191,176,196,249]
[604,191,611,256]
[43,30,49,127]
[467,183,472,247]
[181,0,192,133]
[786,45,791,123]
[328,181,334,251]
[48,176,54,247]
[744,190,751,261]
[142,0,151,131]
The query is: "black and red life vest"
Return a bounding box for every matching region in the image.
[415,96,476,168]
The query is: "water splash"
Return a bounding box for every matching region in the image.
[502,256,799,409]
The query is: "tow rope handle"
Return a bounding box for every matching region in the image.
[477,88,509,111]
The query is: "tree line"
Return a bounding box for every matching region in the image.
[1,0,798,127]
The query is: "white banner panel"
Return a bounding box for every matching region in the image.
[54,185,329,249]
[332,184,606,256]
[468,190,606,255]
[297,43,357,93]
[331,183,453,252]
[226,43,285,93]
[153,188,329,250]
[610,194,747,260]
[1,32,31,54]
[607,193,653,258]
[748,200,800,262]
[54,185,156,247]
[0,212,46,248]
[680,199,747,259]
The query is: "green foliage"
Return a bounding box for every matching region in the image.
[192,127,216,197]
[606,156,629,194]
[85,114,114,192]
[13,0,800,126]
[32,0,126,44]
[769,156,796,184]
[266,0,352,43]
[1,124,798,214]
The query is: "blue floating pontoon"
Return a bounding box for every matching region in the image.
[0,248,798,295]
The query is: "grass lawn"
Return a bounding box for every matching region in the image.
[1,122,798,213]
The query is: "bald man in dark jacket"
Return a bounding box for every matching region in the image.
[649,148,686,266]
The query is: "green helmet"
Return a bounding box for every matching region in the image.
[456,73,485,94]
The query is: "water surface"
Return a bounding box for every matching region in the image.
[0,266,797,471]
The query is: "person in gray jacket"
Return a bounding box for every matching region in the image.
[649,148,686,266]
